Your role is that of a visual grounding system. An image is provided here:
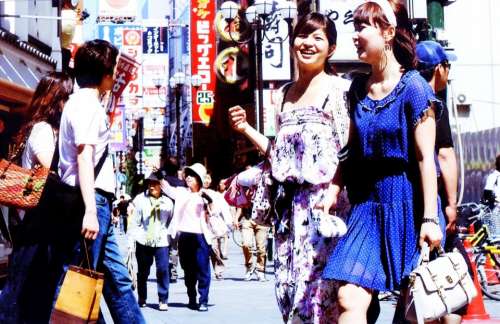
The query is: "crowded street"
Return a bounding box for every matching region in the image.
[0,0,500,323]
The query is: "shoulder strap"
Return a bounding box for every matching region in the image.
[321,94,330,110]
[50,138,108,180]
[0,208,12,245]
[280,82,293,112]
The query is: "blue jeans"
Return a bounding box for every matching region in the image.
[136,243,170,303]
[0,243,55,323]
[87,191,146,324]
[178,232,211,305]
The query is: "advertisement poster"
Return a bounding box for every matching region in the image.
[109,104,127,151]
[142,54,169,108]
[98,0,138,18]
[190,0,216,124]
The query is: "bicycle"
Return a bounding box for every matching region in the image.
[458,202,500,301]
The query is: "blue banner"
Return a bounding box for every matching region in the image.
[142,26,168,54]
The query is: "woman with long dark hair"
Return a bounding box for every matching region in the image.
[16,71,73,169]
[229,12,350,323]
[322,1,444,323]
[0,72,73,323]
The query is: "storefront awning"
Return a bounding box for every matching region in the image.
[0,38,53,109]
[0,52,40,89]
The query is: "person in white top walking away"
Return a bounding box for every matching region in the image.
[484,154,500,211]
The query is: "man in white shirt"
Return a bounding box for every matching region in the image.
[128,174,174,311]
[58,39,145,323]
[484,154,500,209]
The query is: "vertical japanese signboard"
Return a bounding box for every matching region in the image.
[98,25,144,109]
[319,0,358,61]
[143,26,168,54]
[142,26,169,109]
[109,104,127,151]
[190,0,216,124]
[262,12,291,81]
[121,29,143,109]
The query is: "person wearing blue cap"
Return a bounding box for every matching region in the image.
[416,41,472,324]
[416,40,458,235]
[416,40,456,93]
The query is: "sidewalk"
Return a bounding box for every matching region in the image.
[88,229,500,323]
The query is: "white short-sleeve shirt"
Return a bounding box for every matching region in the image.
[21,121,56,169]
[484,170,500,204]
[58,88,115,194]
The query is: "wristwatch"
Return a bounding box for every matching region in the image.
[422,217,439,225]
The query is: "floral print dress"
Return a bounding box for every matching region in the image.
[270,75,350,324]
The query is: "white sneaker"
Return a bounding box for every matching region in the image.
[159,302,168,311]
[244,268,254,281]
[256,271,266,282]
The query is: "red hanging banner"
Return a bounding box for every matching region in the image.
[190,0,216,124]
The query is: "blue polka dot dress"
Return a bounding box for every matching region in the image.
[323,70,445,291]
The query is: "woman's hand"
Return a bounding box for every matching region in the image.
[228,105,249,133]
[419,222,443,250]
[315,183,341,214]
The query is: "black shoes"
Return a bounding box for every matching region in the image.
[187,302,199,310]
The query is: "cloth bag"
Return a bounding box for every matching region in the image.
[405,242,477,323]
[202,192,229,238]
[0,159,49,209]
[223,174,253,208]
[50,254,104,324]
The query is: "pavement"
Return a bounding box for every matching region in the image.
[102,230,500,324]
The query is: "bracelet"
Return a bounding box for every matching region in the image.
[422,217,439,225]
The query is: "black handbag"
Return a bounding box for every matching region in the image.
[20,143,108,245]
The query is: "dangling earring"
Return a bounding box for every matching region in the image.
[384,42,392,52]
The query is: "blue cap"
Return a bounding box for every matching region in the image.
[416,41,457,68]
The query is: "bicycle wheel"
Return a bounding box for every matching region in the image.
[232,229,243,247]
[475,251,500,301]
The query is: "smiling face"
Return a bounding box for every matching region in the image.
[352,22,386,64]
[293,28,334,71]
[291,13,337,75]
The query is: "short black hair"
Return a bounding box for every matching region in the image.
[417,63,435,82]
[74,39,119,88]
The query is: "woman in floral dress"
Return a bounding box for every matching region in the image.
[229,12,349,323]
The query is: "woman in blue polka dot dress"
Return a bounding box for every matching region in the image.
[322,1,445,323]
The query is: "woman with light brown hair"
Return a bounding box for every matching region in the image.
[322,1,444,323]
